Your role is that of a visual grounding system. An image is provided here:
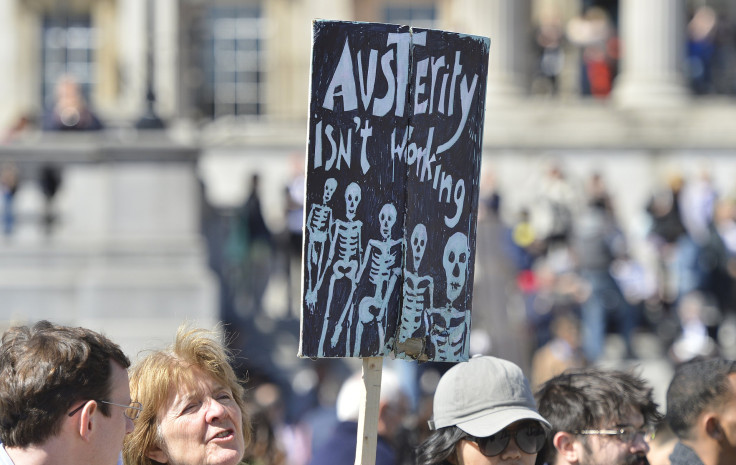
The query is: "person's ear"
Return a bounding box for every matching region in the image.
[553,431,580,464]
[705,415,723,441]
[76,401,98,441]
[146,444,169,464]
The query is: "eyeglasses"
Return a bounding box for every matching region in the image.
[470,423,547,457]
[67,400,143,420]
[574,426,655,444]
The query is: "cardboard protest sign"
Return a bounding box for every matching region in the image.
[299,20,489,362]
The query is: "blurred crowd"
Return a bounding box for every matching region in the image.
[479,163,736,378]
[204,157,736,464]
[532,4,736,98]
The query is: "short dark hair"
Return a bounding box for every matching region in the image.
[535,368,662,464]
[415,425,467,465]
[666,357,736,440]
[0,320,130,447]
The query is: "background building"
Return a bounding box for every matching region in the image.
[1,0,736,427]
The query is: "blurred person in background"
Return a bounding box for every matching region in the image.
[711,197,736,312]
[572,179,636,361]
[669,291,719,364]
[245,382,309,465]
[242,385,287,465]
[284,152,306,316]
[416,355,550,465]
[530,311,585,390]
[535,367,662,465]
[39,163,62,236]
[646,173,687,306]
[42,75,103,131]
[532,163,579,253]
[678,170,717,300]
[242,408,285,465]
[226,173,274,316]
[566,6,619,98]
[0,162,19,236]
[0,320,134,465]
[533,14,566,96]
[307,367,410,465]
[124,326,251,465]
[687,6,718,95]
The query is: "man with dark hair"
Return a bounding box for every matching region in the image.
[0,320,137,465]
[665,357,736,465]
[535,368,662,465]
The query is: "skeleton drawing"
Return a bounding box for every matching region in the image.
[396,224,434,352]
[353,203,403,356]
[316,182,363,357]
[304,178,337,306]
[429,232,471,361]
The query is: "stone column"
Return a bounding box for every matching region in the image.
[448,0,531,103]
[613,0,689,107]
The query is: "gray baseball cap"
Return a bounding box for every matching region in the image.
[428,355,550,437]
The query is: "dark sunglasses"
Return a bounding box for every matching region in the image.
[470,422,546,457]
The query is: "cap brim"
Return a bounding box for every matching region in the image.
[456,407,552,437]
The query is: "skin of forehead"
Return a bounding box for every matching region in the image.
[604,407,645,429]
[167,376,231,408]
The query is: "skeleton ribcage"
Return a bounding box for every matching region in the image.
[337,231,359,261]
[369,247,393,285]
[310,205,329,229]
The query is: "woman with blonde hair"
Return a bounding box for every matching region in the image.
[124,326,250,465]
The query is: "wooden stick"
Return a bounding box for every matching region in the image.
[355,356,383,465]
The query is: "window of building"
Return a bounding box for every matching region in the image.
[41,15,96,108]
[384,4,437,29]
[199,5,264,118]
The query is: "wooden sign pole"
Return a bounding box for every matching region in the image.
[354,357,383,465]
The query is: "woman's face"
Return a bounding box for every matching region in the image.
[453,421,542,465]
[148,371,245,465]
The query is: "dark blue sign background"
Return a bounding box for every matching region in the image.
[299,20,489,362]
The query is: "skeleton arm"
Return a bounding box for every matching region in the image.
[357,226,363,272]
[306,205,315,233]
[356,240,375,283]
[391,237,404,275]
[314,220,340,292]
[377,268,400,324]
[428,278,435,310]
[462,309,471,356]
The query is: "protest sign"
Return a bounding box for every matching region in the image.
[299,20,489,362]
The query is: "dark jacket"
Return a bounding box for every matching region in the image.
[669,441,705,465]
[307,421,396,465]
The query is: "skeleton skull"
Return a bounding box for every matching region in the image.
[379,204,397,240]
[345,182,361,220]
[443,232,469,304]
[410,224,427,271]
[323,178,337,204]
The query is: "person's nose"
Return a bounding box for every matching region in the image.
[204,397,227,422]
[630,434,650,454]
[500,437,523,460]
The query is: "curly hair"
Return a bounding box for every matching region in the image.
[123,326,251,465]
[0,320,130,447]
